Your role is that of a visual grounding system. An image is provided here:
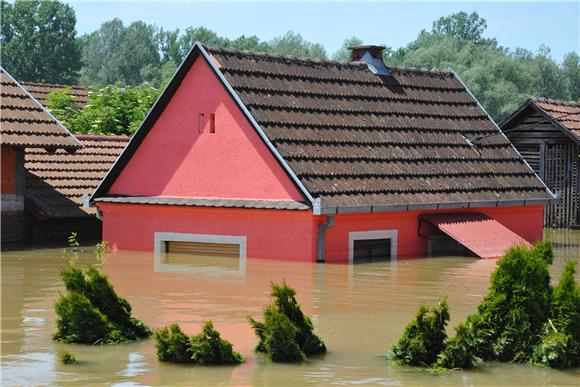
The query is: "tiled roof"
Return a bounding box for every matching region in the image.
[205,45,551,207]
[531,97,580,140]
[0,67,82,151]
[21,81,89,107]
[25,134,129,218]
[94,196,310,210]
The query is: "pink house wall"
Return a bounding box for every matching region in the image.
[98,203,318,261]
[108,57,303,202]
[323,205,544,263]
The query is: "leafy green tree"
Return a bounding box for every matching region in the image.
[332,37,364,61]
[269,31,327,59]
[1,0,81,84]
[79,19,160,86]
[45,87,81,128]
[432,11,488,43]
[561,52,580,101]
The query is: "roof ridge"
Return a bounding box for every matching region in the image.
[204,43,453,76]
[20,81,88,90]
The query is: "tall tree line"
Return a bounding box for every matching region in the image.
[1,1,578,121]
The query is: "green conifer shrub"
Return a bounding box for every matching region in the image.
[54,262,151,344]
[249,281,325,362]
[533,260,580,368]
[190,321,244,365]
[390,298,449,367]
[462,244,552,362]
[436,323,476,369]
[155,323,192,363]
[155,322,244,365]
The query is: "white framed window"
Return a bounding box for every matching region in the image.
[348,230,398,264]
[154,232,246,276]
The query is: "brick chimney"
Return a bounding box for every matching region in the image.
[348,45,391,76]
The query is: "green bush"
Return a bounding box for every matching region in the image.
[463,244,552,363]
[155,322,244,365]
[533,260,580,368]
[390,298,449,367]
[190,321,244,365]
[436,323,476,369]
[57,349,79,365]
[249,281,325,362]
[54,262,151,344]
[155,323,192,363]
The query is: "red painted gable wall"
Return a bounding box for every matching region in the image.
[108,57,303,201]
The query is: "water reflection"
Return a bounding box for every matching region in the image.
[1,230,579,386]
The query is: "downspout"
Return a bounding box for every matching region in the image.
[317,215,334,263]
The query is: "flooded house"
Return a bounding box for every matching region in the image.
[500,97,580,228]
[0,67,82,243]
[90,43,554,263]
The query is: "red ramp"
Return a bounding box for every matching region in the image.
[420,212,531,259]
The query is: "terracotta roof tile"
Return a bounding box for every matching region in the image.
[25,134,129,218]
[21,81,89,107]
[205,45,550,207]
[0,67,81,150]
[532,97,580,140]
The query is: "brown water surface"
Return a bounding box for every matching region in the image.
[2,230,579,386]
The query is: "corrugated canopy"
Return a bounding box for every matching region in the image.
[420,212,530,259]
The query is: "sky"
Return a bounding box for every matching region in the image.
[67,1,579,62]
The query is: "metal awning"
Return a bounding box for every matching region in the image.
[419,212,531,259]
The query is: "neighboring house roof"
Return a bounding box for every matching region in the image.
[500,97,580,144]
[0,67,82,151]
[92,43,553,213]
[25,134,129,219]
[21,81,89,107]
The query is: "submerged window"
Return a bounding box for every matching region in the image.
[353,238,391,264]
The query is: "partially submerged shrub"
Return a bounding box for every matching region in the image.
[57,349,78,365]
[534,260,580,368]
[190,321,244,365]
[436,323,476,369]
[249,281,325,362]
[155,323,192,363]
[54,262,151,344]
[155,321,243,365]
[390,298,449,367]
[463,244,552,363]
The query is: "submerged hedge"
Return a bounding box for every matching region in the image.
[155,321,244,365]
[54,262,151,344]
[390,241,580,370]
[249,281,326,362]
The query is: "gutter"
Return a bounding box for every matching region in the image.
[316,214,334,263]
[316,197,558,216]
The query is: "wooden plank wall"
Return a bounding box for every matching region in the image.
[504,108,579,228]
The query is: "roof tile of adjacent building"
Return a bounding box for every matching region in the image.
[25,134,130,218]
[21,81,89,107]
[0,67,82,151]
[530,97,580,140]
[92,43,553,210]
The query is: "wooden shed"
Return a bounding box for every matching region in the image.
[500,98,580,228]
[91,44,554,263]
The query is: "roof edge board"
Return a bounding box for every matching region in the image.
[448,67,557,201]
[197,43,316,206]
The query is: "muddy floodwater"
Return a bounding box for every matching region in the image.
[2,230,580,386]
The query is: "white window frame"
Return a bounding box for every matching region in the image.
[348,230,398,265]
[154,232,247,276]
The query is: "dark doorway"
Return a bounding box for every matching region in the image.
[353,238,391,264]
